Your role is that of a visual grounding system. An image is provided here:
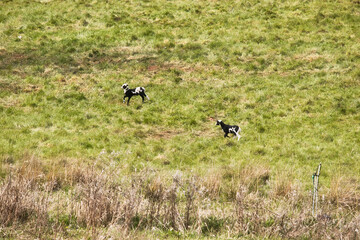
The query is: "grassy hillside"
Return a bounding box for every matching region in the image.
[0,0,359,238]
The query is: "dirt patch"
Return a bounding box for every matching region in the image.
[147,65,159,72]
[0,50,30,70]
[149,129,183,140]
[192,129,217,138]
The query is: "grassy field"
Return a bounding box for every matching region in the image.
[1,0,359,239]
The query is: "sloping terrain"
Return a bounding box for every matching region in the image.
[0,0,359,238]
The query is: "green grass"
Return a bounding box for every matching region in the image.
[1,0,359,215]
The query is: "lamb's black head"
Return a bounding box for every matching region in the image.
[122,83,128,89]
[216,120,222,126]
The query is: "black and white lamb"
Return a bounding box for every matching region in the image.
[216,120,241,141]
[122,83,150,105]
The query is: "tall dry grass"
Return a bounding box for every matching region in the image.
[0,158,359,239]
[0,162,49,238]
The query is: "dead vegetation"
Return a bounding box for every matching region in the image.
[0,159,359,239]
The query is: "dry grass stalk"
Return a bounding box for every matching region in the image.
[165,177,181,231]
[0,174,49,237]
[72,166,121,228]
[328,176,360,210]
[202,169,222,199]
[144,176,166,227]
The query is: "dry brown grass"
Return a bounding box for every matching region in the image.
[72,167,120,228]
[0,165,49,238]
[1,159,359,239]
[328,176,360,210]
[0,176,48,227]
[202,168,222,199]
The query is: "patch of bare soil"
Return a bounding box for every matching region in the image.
[149,129,183,140]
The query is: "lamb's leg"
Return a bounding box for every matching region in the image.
[235,130,241,141]
[144,93,150,100]
[224,133,229,138]
[123,96,126,103]
[127,96,132,105]
[140,94,145,102]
